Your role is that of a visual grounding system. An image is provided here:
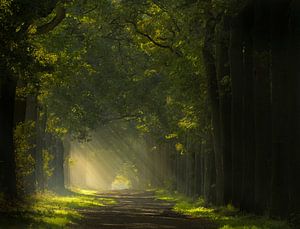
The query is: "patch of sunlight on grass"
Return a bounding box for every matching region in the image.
[33,215,71,228]
[155,189,185,202]
[0,189,116,228]
[70,187,98,195]
[155,190,291,229]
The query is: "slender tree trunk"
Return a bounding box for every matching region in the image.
[215,16,232,205]
[194,142,202,196]
[253,0,272,214]
[241,11,255,211]
[270,0,291,218]
[63,137,71,189]
[229,12,245,208]
[51,136,65,193]
[203,140,214,203]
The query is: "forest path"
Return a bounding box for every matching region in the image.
[69,190,216,229]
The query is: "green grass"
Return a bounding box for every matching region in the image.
[0,189,116,228]
[155,189,291,229]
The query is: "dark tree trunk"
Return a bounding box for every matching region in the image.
[229,13,245,208]
[203,139,215,203]
[14,82,27,126]
[241,10,255,211]
[0,72,17,199]
[49,135,65,193]
[215,16,232,205]
[203,17,224,205]
[194,146,202,196]
[287,0,300,220]
[270,0,291,218]
[253,0,272,214]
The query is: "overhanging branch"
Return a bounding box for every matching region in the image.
[35,5,66,35]
[126,20,182,57]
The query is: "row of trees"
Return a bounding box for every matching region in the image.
[0,0,299,225]
[0,0,72,198]
[108,0,300,222]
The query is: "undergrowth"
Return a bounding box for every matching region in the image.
[0,189,116,228]
[155,189,291,229]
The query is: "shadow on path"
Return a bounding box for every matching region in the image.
[70,190,217,229]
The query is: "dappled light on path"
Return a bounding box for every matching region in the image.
[70,190,216,229]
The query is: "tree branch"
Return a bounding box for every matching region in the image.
[82,4,98,15]
[35,5,66,35]
[126,20,182,57]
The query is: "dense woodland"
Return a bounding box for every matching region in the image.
[0,0,299,226]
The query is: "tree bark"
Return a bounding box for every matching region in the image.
[287,0,300,219]
[0,72,17,199]
[203,17,224,205]
[253,0,272,214]
[229,12,245,208]
[241,11,255,211]
[215,16,232,205]
[270,0,291,218]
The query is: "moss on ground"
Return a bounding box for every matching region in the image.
[155,189,291,229]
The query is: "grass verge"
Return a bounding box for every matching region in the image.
[155,189,291,229]
[0,189,116,228]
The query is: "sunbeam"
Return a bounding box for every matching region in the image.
[67,121,149,191]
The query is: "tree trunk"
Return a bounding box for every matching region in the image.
[0,72,17,199]
[63,137,71,189]
[270,0,291,218]
[229,12,245,208]
[253,0,272,214]
[203,17,224,205]
[287,0,300,220]
[215,16,232,205]
[50,136,65,193]
[241,12,255,211]
[13,80,27,126]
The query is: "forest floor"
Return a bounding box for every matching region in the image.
[155,190,291,229]
[0,189,291,228]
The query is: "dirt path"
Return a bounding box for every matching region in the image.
[69,190,217,229]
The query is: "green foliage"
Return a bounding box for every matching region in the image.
[14,121,35,192]
[28,0,210,147]
[156,190,291,229]
[42,149,54,182]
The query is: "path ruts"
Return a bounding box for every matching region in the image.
[69,190,216,229]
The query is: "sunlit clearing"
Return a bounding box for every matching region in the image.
[0,191,116,228]
[111,175,131,190]
[30,192,116,227]
[70,187,98,195]
[66,121,151,191]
